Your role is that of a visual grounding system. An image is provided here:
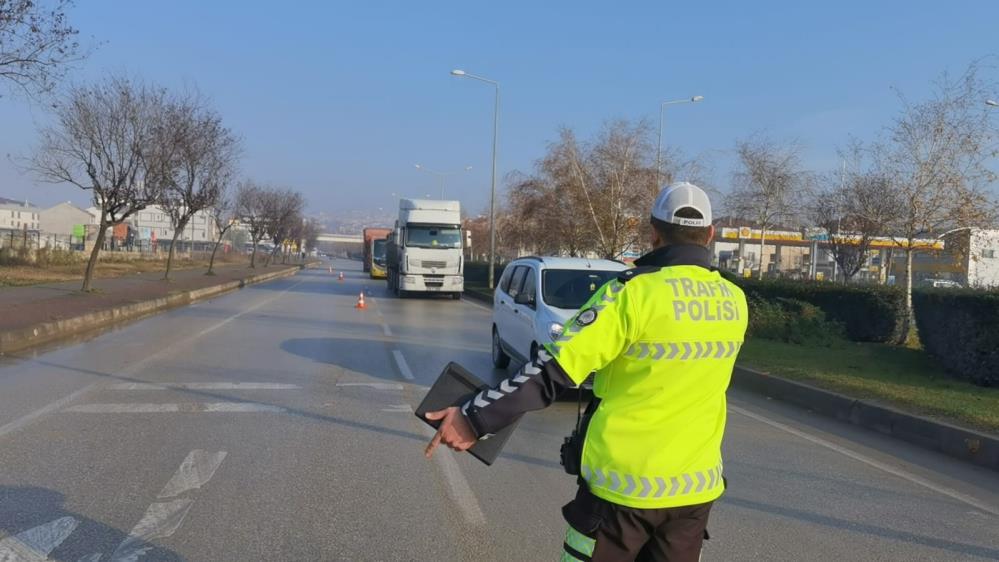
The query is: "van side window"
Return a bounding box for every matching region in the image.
[520,267,537,306]
[508,266,529,298]
[499,266,515,294]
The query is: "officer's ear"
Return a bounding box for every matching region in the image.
[706,225,715,245]
[650,222,664,249]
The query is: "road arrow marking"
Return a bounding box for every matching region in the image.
[157,450,228,499]
[0,516,79,561]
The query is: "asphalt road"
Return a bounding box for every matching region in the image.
[0,260,997,561]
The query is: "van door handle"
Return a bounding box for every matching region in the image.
[513,309,519,314]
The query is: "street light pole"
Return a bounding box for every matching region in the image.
[452,69,500,289]
[414,164,472,199]
[657,96,704,187]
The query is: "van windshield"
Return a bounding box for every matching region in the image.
[406,226,462,249]
[542,269,619,309]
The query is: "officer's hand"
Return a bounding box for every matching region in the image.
[424,407,476,458]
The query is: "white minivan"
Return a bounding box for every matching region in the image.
[491,257,629,368]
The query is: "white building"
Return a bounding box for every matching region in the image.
[131,205,217,244]
[941,228,999,289]
[0,197,41,232]
[84,204,218,250]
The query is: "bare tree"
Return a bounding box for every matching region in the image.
[206,184,237,275]
[0,0,87,98]
[261,189,304,266]
[727,136,809,279]
[235,181,268,268]
[157,94,240,280]
[29,76,169,291]
[868,64,999,334]
[809,165,896,283]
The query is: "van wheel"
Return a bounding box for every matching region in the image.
[492,327,511,369]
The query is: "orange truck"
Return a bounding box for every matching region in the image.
[362,227,392,275]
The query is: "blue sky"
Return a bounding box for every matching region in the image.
[1,0,997,220]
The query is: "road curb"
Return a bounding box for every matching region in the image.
[463,288,492,305]
[0,266,301,355]
[731,366,999,471]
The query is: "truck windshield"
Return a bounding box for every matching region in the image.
[373,239,387,265]
[542,269,620,310]
[406,226,461,249]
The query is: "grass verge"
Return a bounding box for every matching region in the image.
[738,338,999,434]
[0,256,250,287]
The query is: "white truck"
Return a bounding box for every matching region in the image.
[386,199,464,299]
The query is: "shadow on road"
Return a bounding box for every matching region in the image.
[0,486,181,561]
[723,495,999,560]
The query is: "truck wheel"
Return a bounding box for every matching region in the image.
[452,292,462,301]
[492,328,511,369]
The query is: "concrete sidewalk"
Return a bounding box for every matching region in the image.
[0,262,305,352]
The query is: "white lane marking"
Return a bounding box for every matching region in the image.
[188,279,305,339]
[0,384,99,439]
[1,279,305,441]
[108,382,300,391]
[0,516,79,561]
[157,450,228,499]
[416,419,486,527]
[382,404,414,413]
[391,350,415,381]
[109,499,194,562]
[381,323,393,337]
[64,403,285,413]
[729,405,999,517]
[336,382,404,390]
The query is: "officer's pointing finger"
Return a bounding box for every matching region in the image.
[425,426,445,459]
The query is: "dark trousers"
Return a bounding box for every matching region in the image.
[561,485,712,562]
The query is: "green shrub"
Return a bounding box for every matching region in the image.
[725,274,906,343]
[912,289,999,387]
[746,296,844,345]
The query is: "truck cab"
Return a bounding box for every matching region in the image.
[386,199,464,299]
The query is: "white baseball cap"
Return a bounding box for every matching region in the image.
[651,182,712,227]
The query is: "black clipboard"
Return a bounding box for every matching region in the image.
[415,362,521,466]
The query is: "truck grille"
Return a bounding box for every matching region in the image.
[421,260,447,269]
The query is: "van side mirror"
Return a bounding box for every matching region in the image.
[515,291,535,307]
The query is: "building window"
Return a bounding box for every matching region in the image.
[984,249,997,259]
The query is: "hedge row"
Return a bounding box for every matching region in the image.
[727,275,907,343]
[746,296,844,345]
[464,262,505,289]
[912,289,999,387]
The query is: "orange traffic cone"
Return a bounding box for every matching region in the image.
[355,292,366,309]
[338,272,345,282]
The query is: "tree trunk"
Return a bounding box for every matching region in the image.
[207,225,231,276]
[164,217,189,281]
[902,247,914,341]
[250,239,258,268]
[757,229,767,280]
[82,220,108,292]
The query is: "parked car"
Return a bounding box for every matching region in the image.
[921,278,963,288]
[491,257,628,375]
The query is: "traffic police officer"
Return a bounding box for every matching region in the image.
[425,182,749,562]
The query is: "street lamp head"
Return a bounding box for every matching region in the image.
[692,95,705,102]
[464,166,473,171]
[451,69,466,76]
[986,99,999,107]
[414,164,422,169]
